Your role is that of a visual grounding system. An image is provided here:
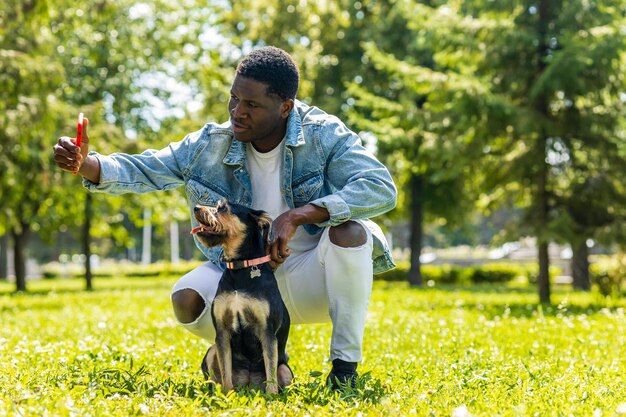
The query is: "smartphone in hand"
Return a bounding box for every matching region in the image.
[73,112,84,174]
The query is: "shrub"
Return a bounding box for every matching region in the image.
[375,261,549,286]
[525,264,563,284]
[375,261,409,282]
[374,262,466,284]
[422,264,468,284]
[39,260,204,279]
[469,263,525,284]
[590,254,625,296]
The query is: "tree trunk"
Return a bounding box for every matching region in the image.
[536,136,551,304]
[536,0,551,304]
[408,173,424,287]
[537,241,550,303]
[11,225,28,292]
[0,234,7,279]
[571,239,590,291]
[83,193,93,291]
[536,135,551,304]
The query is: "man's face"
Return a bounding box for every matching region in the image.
[228,75,293,152]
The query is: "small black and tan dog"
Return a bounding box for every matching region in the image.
[191,199,290,394]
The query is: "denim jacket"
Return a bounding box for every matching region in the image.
[84,100,397,274]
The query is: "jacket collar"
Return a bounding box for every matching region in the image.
[223,138,245,166]
[285,100,306,148]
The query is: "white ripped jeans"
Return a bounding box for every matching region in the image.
[171,222,373,363]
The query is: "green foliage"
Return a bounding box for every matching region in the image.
[218,0,414,118]
[41,260,204,279]
[374,261,409,282]
[346,0,626,301]
[375,261,444,284]
[0,0,231,289]
[422,264,470,284]
[377,261,533,285]
[0,1,72,237]
[468,263,525,284]
[1,278,625,415]
[47,0,213,243]
[3,0,625,300]
[524,264,564,285]
[591,254,626,296]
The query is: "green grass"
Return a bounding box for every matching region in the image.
[1,278,625,416]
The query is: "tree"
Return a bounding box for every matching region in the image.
[212,0,496,287]
[53,0,231,281]
[0,1,70,291]
[341,0,626,304]
[213,0,420,281]
[346,2,509,286]
[1,0,225,291]
[471,0,626,300]
[216,0,417,116]
[557,173,626,290]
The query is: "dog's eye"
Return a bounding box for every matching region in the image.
[217,205,228,213]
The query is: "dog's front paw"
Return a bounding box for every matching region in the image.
[222,381,234,392]
[265,382,279,394]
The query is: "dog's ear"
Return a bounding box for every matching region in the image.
[216,199,229,212]
[249,210,273,248]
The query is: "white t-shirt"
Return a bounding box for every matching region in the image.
[246,142,321,252]
[246,142,290,220]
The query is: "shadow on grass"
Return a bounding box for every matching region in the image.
[451,300,622,320]
[0,277,175,297]
[376,280,625,319]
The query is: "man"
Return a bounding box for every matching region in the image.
[53,46,397,390]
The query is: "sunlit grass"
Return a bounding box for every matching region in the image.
[1,278,625,416]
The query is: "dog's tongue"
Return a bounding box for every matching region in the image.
[190,226,204,235]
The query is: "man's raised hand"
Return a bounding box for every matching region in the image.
[53,117,89,173]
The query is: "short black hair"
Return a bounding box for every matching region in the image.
[236,46,299,101]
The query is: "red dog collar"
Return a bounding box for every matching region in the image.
[225,254,272,270]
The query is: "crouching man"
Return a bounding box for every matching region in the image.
[53,46,397,390]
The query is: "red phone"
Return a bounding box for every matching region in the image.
[76,112,84,146]
[73,113,84,174]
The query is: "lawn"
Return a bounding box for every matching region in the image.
[1,277,625,416]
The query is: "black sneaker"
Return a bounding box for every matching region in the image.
[326,359,358,390]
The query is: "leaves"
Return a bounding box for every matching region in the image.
[1,0,625,294]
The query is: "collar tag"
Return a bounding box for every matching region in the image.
[250,266,261,279]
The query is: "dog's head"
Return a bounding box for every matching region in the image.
[192,199,272,260]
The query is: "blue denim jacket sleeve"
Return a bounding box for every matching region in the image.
[82,132,197,194]
[308,115,397,227]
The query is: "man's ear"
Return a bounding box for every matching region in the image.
[280,99,294,118]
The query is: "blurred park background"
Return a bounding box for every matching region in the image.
[1,0,625,304]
